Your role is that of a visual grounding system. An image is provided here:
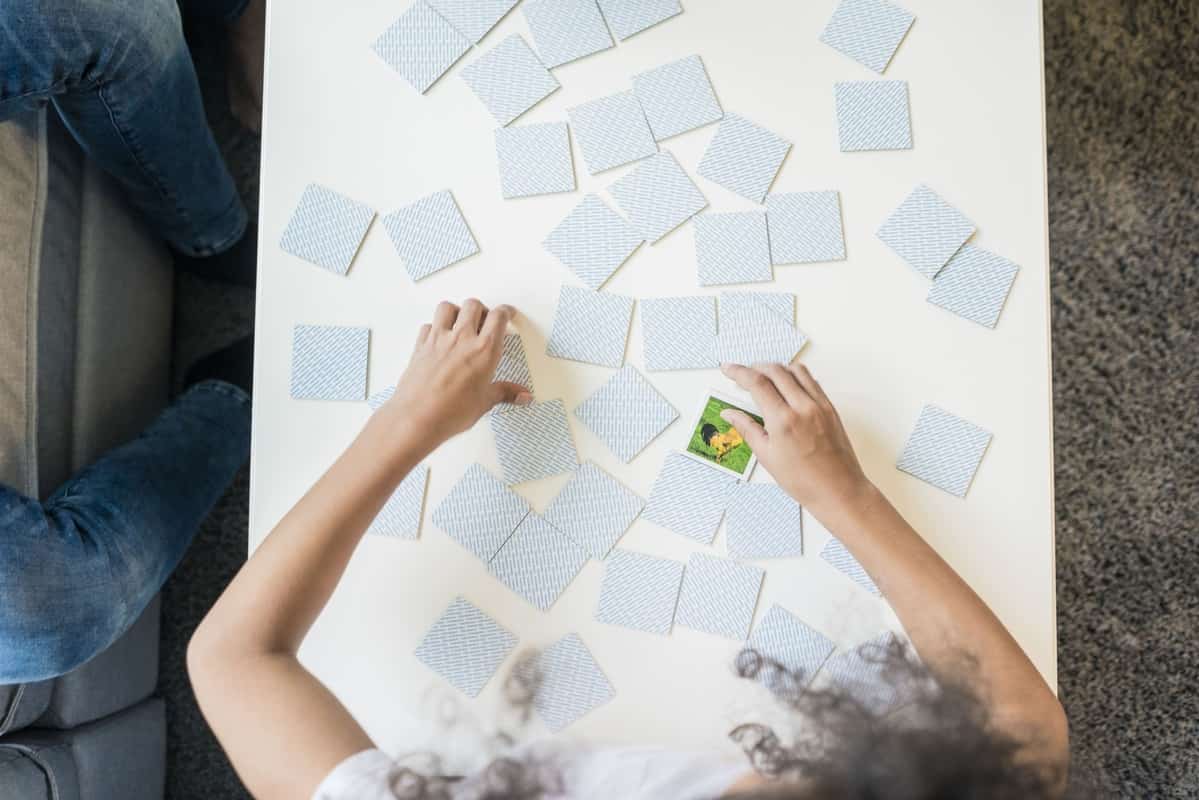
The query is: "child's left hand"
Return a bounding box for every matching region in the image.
[376,300,532,450]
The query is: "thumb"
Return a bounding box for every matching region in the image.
[488,381,533,408]
[720,409,768,452]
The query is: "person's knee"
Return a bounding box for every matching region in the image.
[0,0,184,85]
[0,573,129,682]
[0,503,128,682]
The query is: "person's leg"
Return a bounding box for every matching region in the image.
[0,381,250,683]
[0,0,247,257]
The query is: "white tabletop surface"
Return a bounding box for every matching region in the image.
[251,0,1055,757]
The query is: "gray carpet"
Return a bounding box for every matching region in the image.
[161,3,1199,797]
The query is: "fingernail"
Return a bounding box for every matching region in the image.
[515,392,533,406]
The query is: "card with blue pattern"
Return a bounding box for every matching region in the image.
[525,633,614,731]
[820,536,881,596]
[607,151,707,243]
[696,114,790,204]
[279,184,375,276]
[675,553,764,640]
[574,365,679,463]
[631,55,723,141]
[596,0,681,41]
[876,184,976,280]
[522,0,613,68]
[489,513,589,610]
[568,91,657,174]
[543,462,644,559]
[543,195,644,290]
[461,34,560,126]
[694,212,773,286]
[490,399,579,484]
[766,191,846,264]
[414,596,517,697]
[371,2,472,93]
[382,190,478,282]
[926,245,1019,328]
[819,0,915,75]
[426,0,519,44]
[368,464,429,539]
[641,452,737,543]
[596,549,684,635]
[495,123,576,199]
[895,405,991,497]
[432,463,530,561]
[290,325,370,401]
[640,295,718,371]
[834,80,912,152]
[545,284,635,367]
[725,483,803,559]
[748,604,837,689]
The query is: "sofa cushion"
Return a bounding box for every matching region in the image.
[69,122,173,475]
[36,596,160,730]
[0,111,43,497]
[0,106,172,499]
[65,697,166,800]
[0,731,79,800]
[34,108,84,498]
[0,697,164,800]
[0,681,53,738]
[0,746,54,800]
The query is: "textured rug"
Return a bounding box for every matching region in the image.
[162,3,1198,797]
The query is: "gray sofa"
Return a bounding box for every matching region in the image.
[0,106,174,798]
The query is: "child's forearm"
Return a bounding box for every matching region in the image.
[823,484,1068,767]
[196,413,427,657]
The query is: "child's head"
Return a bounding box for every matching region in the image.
[701,422,720,446]
[725,641,1076,798]
[393,641,1080,800]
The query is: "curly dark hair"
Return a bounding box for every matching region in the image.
[384,641,1080,799]
[727,638,1078,799]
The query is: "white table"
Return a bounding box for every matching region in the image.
[251,0,1055,757]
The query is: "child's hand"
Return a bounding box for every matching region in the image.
[379,300,532,449]
[719,362,873,520]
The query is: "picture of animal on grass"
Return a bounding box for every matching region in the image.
[685,395,763,476]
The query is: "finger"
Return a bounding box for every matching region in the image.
[720,362,788,418]
[488,381,533,408]
[415,324,432,346]
[760,363,816,411]
[454,298,486,333]
[719,409,768,452]
[432,301,459,330]
[790,363,833,408]
[479,303,515,346]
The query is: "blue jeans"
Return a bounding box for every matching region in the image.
[0,382,251,683]
[0,0,249,256]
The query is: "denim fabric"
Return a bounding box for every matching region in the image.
[0,0,248,255]
[0,381,251,683]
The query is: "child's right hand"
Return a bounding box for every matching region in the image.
[376,300,532,453]
[718,362,875,521]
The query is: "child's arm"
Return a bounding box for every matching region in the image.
[187,301,531,800]
[719,363,1068,780]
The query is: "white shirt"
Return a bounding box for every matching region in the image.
[313,745,754,800]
